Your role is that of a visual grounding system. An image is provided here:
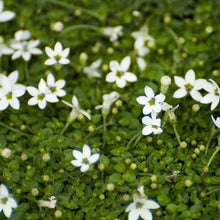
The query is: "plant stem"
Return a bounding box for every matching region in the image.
[61,24,99,35]
[205,188,220,196]
[60,122,70,135]
[205,127,215,155]
[126,131,142,148]
[172,123,181,146]
[0,122,28,136]
[24,61,30,83]
[46,0,102,21]
[206,146,220,168]
[102,115,107,148]
[165,26,180,50]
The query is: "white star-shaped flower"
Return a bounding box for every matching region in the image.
[11,39,42,61]
[83,59,102,78]
[106,56,137,88]
[131,25,154,48]
[27,78,58,109]
[45,42,70,65]
[173,69,206,102]
[102,26,123,42]
[142,113,163,136]
[126,194,160,220]
[0,70,26,110]
[95,91,119,116]
[62,95,91,123]
[46,73,66,98]
[0,1,15,22]
[0,184,17,218]
[136,86,166,115]
[211,115,220,129]
[71,144,100,172]
[201,79,220,110]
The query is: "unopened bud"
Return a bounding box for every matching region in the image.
[151,175,157,182]
[54,210,62,218]
[184,179,193,187]
[107,183,115,191]
[1,148,11,158]
[180,141,187,149]
[31,188,39,196]
[192,104,200,112]
[79,52,88,66]
[51,21,64,32]
[42,153,50,161]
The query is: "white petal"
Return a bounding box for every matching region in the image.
[0,184,9,198]
[38,100,47,109]
[136,96,148,105]
[140,209,153,220]
[124,72,137,82]
[142,105,152,115]
[3,206,12,218]
[109,61,119,72]
[116,78,126,88]
[90,59,102,69]
[80,110,91,120]
[30,48,42,55]
[89,153,100,164]
[27,86,39,96]
[128,210,140,220]
[11,50,22,60]
[71,159,82,167]
[173,88,187,98]
[201,93,213,104]
[106,72,117,82]
[54,42,62,53]
[60,48,70,57]
[142,116,152,125]
[174,76,185,88]
[72,96,79,107]
[8,70,18,85]
[142,125,153,136]
[185,69,195,83]
[82,144,91,158]
[210,97,220,110]
[80,164,90,172]
[0,1,3,12]
[155,93,166,103]
[45,58,56,65]
[136,57,147,70]
[47,73,55,87]
[153,127,163,134]
[202,81,215,92]
[145,200,160,209]
[7,198,17,208]
[73,150,83,161]
[38,79,47,92]
[194,79,207,90]
[28,97,38,105]
[144,86,154,99]
[59,58,70,65]
[211,115,220,129]
[45,47,54,57]
[190,90,203,102]
[153,103,162,113]
[9,98,20,109]
[0,11,15,22]
[22,52,31,61]
[55,79,65,89]
[120,56,130,72]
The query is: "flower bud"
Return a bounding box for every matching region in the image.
[107,183,115,191]
[151,175,157,182]
[99,194,105,200]
[42,153,50,162]
[184,179,193,187]
[160,75,171,94]
[54,210,62,218]
[51,21,64,32]
[205,26,213,34]
[199,145,205,151]
[180,141,187,149]
[192,104,200,112]
[79,52,88,66]
[123,194,130,201]
[1,148,11,158]
[31,188,39,196]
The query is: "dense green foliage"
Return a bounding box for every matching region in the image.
[0,0,220,219]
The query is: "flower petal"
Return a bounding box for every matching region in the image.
[80,164,90,172]
[142,125,153,136]
[124,72,137,82]
[144,86,154,99]
[120,56,130,72]
[89,153,100,164]
[185,69,195,83]
[173,88,187,98]
[174,76,185,88]
[82,144,91,158]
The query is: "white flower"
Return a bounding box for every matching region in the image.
[131,25,154,48]
[95,91,119,116]
[102,26,123,42]
[136,57,147,71]
[201,79,220,110]
[11,40,42,61]
[0,184,17,218]
[62,95,91,123]
[211,115,220,129]
[10,30,42,61]
[45,42,70,65]
[27,79,58,109]
[0,70,26,110]
[173,69,206,102]
[136,86,166,115]
[39,196,56,209]
[0,1,15,22]
[142,114,163,136]
[46,73,66,98]
[83,59,102,78]
[71,144,100,172]
[106,56,137,88]
[126,194,160,220]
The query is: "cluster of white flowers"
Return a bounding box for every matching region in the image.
[131,25,154,70]
[173,69,220,127]
[136,86,170,136]
[27,73,66,109]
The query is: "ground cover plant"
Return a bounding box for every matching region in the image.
[0,0,220,219]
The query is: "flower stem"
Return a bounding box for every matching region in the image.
[46,0,102,21]
[0,121,28,136]
[61,24,99,35]
[126,131,142,148]
[24,61,30,83]
[165,26,181,50]
[172,123,181,146]
[60,122,70,135]
[205,187,220,196]
[205,127,216,155]
[206,146,220,168]
[102,115,107,148]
